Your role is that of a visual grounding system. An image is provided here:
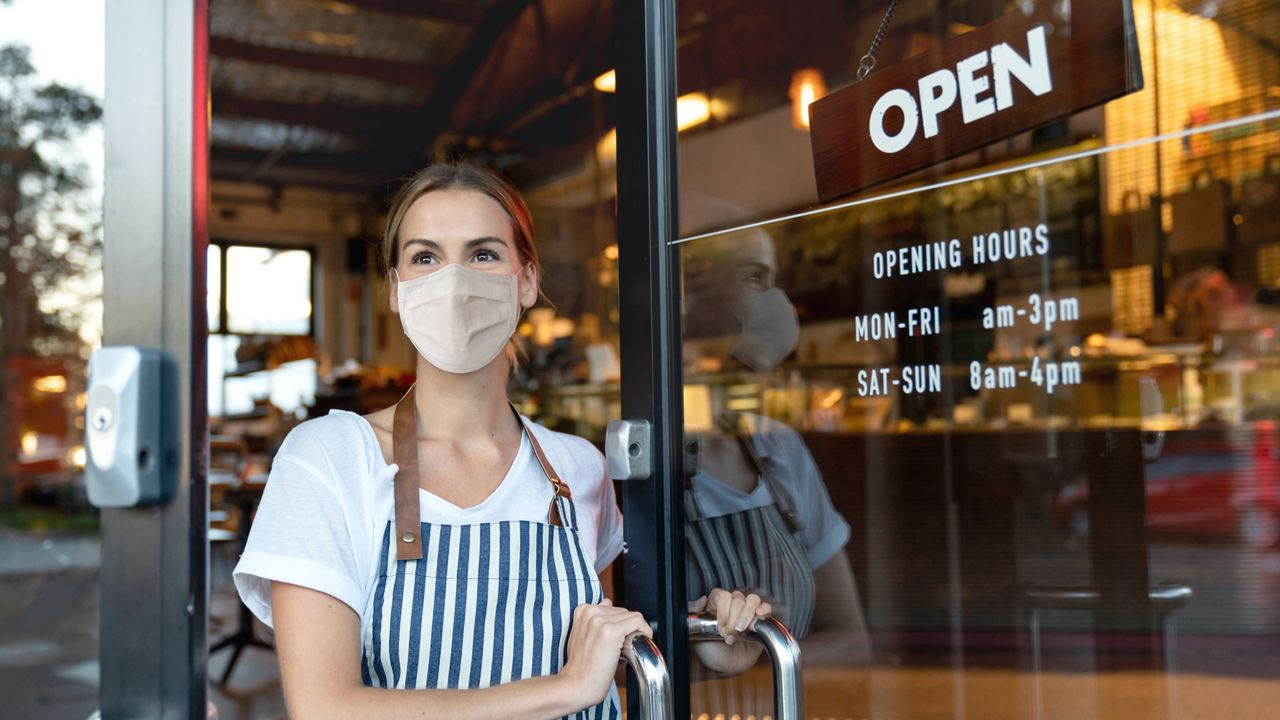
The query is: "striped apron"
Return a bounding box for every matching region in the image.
[685,413,816,719]
[360,387,621,719]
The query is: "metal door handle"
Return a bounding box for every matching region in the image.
[619,632,673,719]
[688,614,804,720]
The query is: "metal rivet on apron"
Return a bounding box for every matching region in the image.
[402,532,415,543]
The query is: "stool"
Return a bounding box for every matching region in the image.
[1021,583,1192,719]
[209,488,273,686]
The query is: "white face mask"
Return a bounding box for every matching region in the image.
[730,287,800,372]
[395,263,524,374]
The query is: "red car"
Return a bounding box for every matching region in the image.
[1055,423,1280,547]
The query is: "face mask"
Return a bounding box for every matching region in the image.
[395,263,523,374]
[730,288,799,372]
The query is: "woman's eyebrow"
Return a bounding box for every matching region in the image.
[403,237,506,250]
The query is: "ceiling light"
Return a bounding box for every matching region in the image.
[676,93,712,131]
[789,68,827,130]
[594,69,616,93]
[33,375,67,393]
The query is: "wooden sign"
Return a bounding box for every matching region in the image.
[809,0,1143,201]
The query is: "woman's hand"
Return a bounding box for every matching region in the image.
[558,599,652,711]
[688,588,772,676]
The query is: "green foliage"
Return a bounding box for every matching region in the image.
[0,41,102,357]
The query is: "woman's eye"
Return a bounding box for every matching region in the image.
[410,252,437,265]
[473,249,500,262]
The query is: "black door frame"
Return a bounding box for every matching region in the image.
[613,0,691,715]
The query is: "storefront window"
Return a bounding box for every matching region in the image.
[667,0,1280,717]
[223,245,313,336]
[207,243,316,418]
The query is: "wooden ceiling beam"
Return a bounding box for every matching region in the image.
[338,0,484,25]
[213,95,409,138]
[373,0,536,174]
[210,146,397,193]
[210,36,437,89]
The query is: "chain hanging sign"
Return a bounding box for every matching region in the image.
[809,0,1143,201]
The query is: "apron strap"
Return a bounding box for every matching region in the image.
[393,386,424,561]
[391,387,571,561]
[513,404,572,528]
[683,431,706,522]
[719,412,804,534]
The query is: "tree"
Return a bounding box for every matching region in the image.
[0,40,102,510]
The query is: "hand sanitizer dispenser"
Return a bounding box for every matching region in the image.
[85,346,179,507]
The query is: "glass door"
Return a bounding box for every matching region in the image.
[617,0,1280,718]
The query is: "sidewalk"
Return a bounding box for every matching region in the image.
[0,529,101,720]
[0,528,287,719]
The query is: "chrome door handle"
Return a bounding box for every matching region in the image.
[619,632,673,719]
[688,614,804,720]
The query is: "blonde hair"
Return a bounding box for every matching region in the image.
[381,162,540,372]
[380,162,540,278]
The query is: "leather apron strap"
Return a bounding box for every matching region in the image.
[393,386,423,561]
[392,385,570,561]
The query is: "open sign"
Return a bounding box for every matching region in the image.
[870,25,1053,154]
[810,0,1143,201]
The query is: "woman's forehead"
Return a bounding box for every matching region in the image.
[687,228,776,269]
[399,189,513,245]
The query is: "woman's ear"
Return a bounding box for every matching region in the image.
[387,269,400,315]
[518,263,539,309]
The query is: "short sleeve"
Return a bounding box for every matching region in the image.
[541,428,626,575]
[795,449,850,568]
[593,458,625,573]
[233,453,367,628]
[770,426,851,569]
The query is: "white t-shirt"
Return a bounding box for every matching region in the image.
[233,409,625,631]
[688,414,850,569]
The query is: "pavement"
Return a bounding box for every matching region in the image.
[0,528,287,720]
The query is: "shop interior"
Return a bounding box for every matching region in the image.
[151,0,1280,716]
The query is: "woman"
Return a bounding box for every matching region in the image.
[233,163,770,719]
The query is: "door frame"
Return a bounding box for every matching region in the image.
[612,0,691,715]
[100,0,209,716]
[101,0,677,715]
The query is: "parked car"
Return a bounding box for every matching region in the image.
[1055,424,1280,547]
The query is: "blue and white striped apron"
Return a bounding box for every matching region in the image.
[360,387,621,719]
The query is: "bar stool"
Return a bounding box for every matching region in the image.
[208,437,273,686]
[1021,582,1193,719]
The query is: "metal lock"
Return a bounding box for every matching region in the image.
[605,419,652,481]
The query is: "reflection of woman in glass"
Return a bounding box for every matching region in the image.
[682,227,872,686]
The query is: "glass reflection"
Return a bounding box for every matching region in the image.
[682,223,871,717]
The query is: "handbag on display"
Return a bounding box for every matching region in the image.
[1104,190,1160,270]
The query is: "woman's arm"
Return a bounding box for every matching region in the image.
[801,549,872,666]
[272,581,649,719]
